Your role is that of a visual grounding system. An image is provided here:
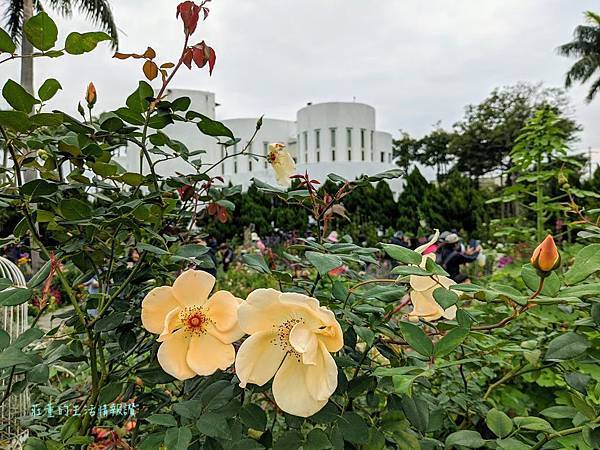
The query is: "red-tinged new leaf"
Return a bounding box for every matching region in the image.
[176,1,201,35]
[192,46,206,68]
[182,48,194,69]
[143,60,159,81]
[160,62,176,69]
[207,46,216,75]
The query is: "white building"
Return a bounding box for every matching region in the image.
[120,89,401,191]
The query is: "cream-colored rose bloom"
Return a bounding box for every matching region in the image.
[235,289,343,417]
[267,143,296,187]
[141,270,244,380]
[403,231,457,322]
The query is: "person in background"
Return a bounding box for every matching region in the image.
[440,233,481,282]
[326,231,339,243]
[219,243,234,272]
[391,231,411,248]
[127,248,140,269]
[251,232,266,253]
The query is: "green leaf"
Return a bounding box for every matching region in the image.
[138,243,169,255]
[0,27,16,53]
[545,332,590,361]
[521,264,560,297]
[240,403,267,431]
[98,382,122,404]
[381,244,422,265]
[59,198,92,220]
[28,262,51,290]
[0,110,32,132]
[61,416,81,441]
[89,161,118,177]
[391,266,432,277]
[445,430,485,448]
[398,321,433,357]
[38,78,62,101]
[539,406,577,419]
[196,114,235,139]
[486,408,513,438]
[147,414,178,427]
[305,428,331,450]
[432,287,459,309]
[21,179,58,198]
[242,253,271,274]
[434,327,469,358]
[0,347,33,368]
[337,412,370,444]
[400,396,429,433]
[164,427,192,450]
[274,431,304,450]
[28,363,50,384]
[115,107,145,125]
[120,172,145,187]
[127,81,154,113]
[65,31,111,55]
[565,244,600,285]
[0,287,33,306]
[24,12,58,51]
[513,416,554,432]
[13,328,43,348]
[23,437,47,450]
[496,438,529,450]
[94,312,127,332]
[3,79,39,112]
[0,329,9,351]
[196,413,230,439]
[31,112,63,127]
[306,251,343,275]
[175,244,210,258]
[354,325,376,347]
[101,116,124,132]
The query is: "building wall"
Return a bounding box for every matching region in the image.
[120,91,401,192]
[220,118,297,179]
[296,102,377,165]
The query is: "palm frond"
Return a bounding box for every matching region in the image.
[586,76,600,102]
[73,0,118,49]
[2,0,24,39]
[42,0,74,17]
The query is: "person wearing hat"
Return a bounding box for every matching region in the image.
[440,233,481,282]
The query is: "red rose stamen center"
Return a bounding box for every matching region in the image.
[180,306,210,335]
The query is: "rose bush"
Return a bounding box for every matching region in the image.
[0,3,599,450]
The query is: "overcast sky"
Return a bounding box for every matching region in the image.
[1,0,599,162]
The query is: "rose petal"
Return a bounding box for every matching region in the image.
[141,286,180,334]
[186,334,235,376]
[235,330,286,388]
[172,270,215,307]
[157,329,195,380]
[272,354,328,417]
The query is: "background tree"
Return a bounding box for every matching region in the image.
[558,11,600,102]
[415,125,454,179]
[392,130,420,173]
[3,0,119,94]
[449,83,579,182]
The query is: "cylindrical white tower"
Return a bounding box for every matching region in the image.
[296,102,376,165]
[220,118,296,180]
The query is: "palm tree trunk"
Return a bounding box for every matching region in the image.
[20,0,43,271]
[20,0,34,97]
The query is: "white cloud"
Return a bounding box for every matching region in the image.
[1,0,598,159]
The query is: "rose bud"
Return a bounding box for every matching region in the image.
[531,235,560,274]
[86,82,97,108]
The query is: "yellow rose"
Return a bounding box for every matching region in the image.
[235,289,343,417]
[267,143,296,187]
[405,231,457,322]
[141,270,244,380]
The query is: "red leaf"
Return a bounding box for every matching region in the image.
[192,46,206,68]
[176,1,201,35]
[207,46,216,75]
[182,48,194,69]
